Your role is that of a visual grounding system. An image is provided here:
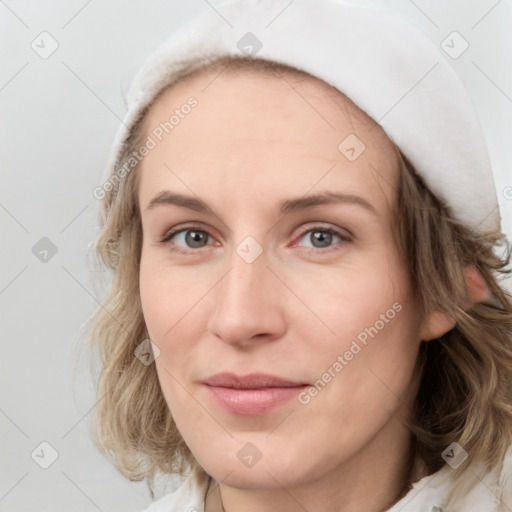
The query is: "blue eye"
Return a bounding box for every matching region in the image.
[160,224,351,254]
[293,226,351,252]
[161,227,210,250]
[297,228,342,249]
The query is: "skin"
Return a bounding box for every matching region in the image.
[137,67,459,512]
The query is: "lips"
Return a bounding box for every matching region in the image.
[202,372,308,389]
[202,372,310,415]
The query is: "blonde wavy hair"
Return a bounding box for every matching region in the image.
[85,56,512,508]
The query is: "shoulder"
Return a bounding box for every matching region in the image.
[137,450,512,512]
[387,444,512,511]
[139,472,209,512]
[498,444,512,508]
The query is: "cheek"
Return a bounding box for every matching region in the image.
[139,259,199,412]
[298,275,421,458]
[298,254,414,350]
[139,260,166,342]
[298,253,421,403]
[139,251,213,405]
[138,249,205,343]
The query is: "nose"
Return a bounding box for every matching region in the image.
[207,246,287,348]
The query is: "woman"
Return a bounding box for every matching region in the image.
[87,0,512,510]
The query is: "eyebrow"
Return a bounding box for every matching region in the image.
[145,190,378,216]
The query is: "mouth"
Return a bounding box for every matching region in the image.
[202,372,310,415]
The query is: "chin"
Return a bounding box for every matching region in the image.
[208,466,300,490]
[198,448,325,490]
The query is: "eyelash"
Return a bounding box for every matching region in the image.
[159,223,352,255]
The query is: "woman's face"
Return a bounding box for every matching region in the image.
[137,67,447,489]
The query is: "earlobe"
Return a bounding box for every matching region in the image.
[420,310,456,341]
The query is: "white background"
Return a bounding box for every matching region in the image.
[1,1,511,511]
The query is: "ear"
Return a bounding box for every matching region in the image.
[420,266,491,341]
[420,310,456,341]
[464,266,491,303]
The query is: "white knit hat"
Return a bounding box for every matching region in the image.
[102,0,501,235]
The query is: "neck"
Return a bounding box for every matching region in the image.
[206,418,421,512]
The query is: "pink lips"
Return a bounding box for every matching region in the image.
[202,372,309,415]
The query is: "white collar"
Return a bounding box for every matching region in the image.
[142,445,512,512]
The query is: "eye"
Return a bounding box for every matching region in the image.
[293,225,351,252]
[159,223,351,254]
[160,225,213,252]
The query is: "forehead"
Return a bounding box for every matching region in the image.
[137,65,399,217]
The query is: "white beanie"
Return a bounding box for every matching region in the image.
[102,0,501,235]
